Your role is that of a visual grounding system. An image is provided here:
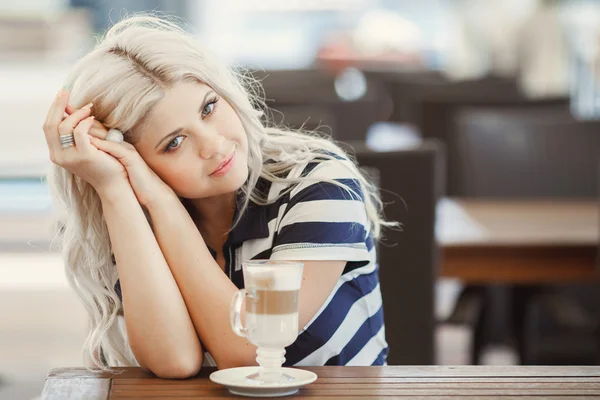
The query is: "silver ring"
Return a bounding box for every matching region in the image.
[60,134,75,149]
[105,128,124,143]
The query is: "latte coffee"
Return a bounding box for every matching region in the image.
[244,265,303,348]
[230,260,305,384]
[247,290,299,315]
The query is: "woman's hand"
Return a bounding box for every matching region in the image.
[42,89,129,193]
[90,134,175,209]
[64,102,175,208]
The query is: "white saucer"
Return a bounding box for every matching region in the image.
[209,366,317,397]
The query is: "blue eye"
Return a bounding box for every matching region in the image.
[202,97,218,117]
[164,135,184,152]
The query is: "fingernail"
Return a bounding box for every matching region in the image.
[83,103,93,110]
[64,83,70,90]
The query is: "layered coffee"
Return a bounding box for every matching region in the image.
[245,266,302,348]
[247,290,299,315]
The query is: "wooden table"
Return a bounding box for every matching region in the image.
[437,199,599,283]
[42,366,600,399]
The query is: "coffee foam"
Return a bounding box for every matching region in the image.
[245,266,302,291]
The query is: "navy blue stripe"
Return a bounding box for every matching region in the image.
[300,161,320,178]
[285,270,380,366]
[300,155,348,179]
[371,346,388,366]
[365,235,375,252]
[324,305,384,365]
[342,260,369,275]
[232,270,244,289]
[252,248,272,260]
[230,197,285,244]
[276,221,367,247]
[314,152,347,161]
[265,196,286,223]
[287,179,363,213]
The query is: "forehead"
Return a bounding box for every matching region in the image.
[139,81,212,141]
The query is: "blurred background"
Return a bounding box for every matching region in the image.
[0,0,599,398]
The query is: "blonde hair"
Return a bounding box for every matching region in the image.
[48,13,393,371]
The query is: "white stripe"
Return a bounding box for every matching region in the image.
[298,261,377,334]
[278,200,368,230]
[294,282,383,366]
[270,238,375,263]
[270,244,368,262]
[234,247,242,271]
[346,324,388,366]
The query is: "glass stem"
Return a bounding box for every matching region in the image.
[256,347,286,380]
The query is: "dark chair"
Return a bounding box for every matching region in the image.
[362,70,569,195]
[251,69,393,142]
[448,106,600,364]
[597,159,600,365]
[363,72,526,126]
[342,139,446,365]
[453,106,600,198]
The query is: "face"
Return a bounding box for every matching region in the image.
[134,81,249,200]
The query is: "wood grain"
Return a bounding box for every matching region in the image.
[441,245,598,283]
[42,366,600,399]
[47,365,600,378]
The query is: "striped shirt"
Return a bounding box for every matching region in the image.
[116,155,388,366]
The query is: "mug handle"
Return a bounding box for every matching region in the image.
[230,289,254,337]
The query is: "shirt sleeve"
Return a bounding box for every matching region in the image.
[270,158,375,262]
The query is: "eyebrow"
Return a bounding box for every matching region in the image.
[154,90,216,150]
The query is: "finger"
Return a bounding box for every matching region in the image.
[90,136,130,162]
[90,137,139,169]
[65,103,92,116]
[72,116,96,154]
[65,104,78,115]
[43,89,70,151]
[58,103,93,135]
[44,89,69,129]
[62,113,108,139]
[88,124,109,139]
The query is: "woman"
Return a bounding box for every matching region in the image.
[43,14,393,379]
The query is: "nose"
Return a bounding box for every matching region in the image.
[198,129,225,160]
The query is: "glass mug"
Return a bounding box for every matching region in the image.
[230,260,304,385]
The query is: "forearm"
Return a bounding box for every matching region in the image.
[146,193,257,369]
[99,184,202,377]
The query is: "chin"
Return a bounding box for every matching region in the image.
[230,163,250,191]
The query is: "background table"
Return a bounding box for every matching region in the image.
[437,199,599,283]
[42,366,600,398]
[436,199,599,364]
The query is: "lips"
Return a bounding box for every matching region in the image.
[210,150,235,176]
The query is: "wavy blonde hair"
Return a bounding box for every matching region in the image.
[47,13,393,371]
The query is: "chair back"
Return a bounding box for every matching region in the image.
[346,139,445,365]
[453,106,600,198]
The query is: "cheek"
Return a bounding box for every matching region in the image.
[165,170,191,188]
[219,104,248,145]
[150,160,192,190]
[163,169,203,198]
